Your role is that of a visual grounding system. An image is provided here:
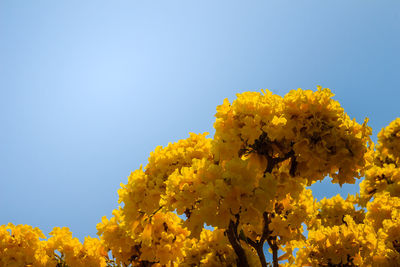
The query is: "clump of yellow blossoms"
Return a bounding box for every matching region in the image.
[47,227,107,267]
[2,86,399,267]
[311,194,365,228]
[118,132,212,221]
[179,228,239,266]
[0,223,107,267]
[295,215,378,266]
[213,87,371,186]
[360,118,400,203]
[0,223,53,267]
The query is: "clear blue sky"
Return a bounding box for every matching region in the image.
[1,1,399,241]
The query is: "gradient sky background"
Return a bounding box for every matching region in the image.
[1,0,399,243]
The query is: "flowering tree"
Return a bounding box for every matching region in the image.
[1,86,400,266]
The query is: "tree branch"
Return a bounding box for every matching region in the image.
[226,219,250,267]
[267,236,279,267]
[254,243,268,267]
[263,212,279,267]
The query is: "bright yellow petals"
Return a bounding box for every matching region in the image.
[0,224,107,267]
[97,210,190,266]
[365,192,400,232]
[213,90,283,162]
[282,87,371,185]
[146,132,213,179]
[47,227,107,267]
[118,133,212,220]
[135,212,190,265]
[295,216,377,266]
[118,167,156,219]
[311,194,365,228]
[180,229,238,267]
[96,208,138,266]
[0,223,54,267]
[213,86,371,187]
[4,87,397,267]
[378,209,400,264]
[111,86,373,266]
[360,118,400,203]
[377,118,400,163]
[364,193,400,265]
[300,192,400,266]
[269,188,316,263]
[164,155,276,236]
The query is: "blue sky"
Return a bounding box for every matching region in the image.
[1,0,399,242]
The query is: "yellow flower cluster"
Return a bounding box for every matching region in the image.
[213,90,282,162]
[0,223,106,267]
[360,118,400,203]
[179,229,238,266]
[366,192,400,232]
[118,133,212,220]
[4,87,399,267]
[97,209,190,266]
[377,118,400,161]
[266,189,317,264]
[97,133,210,265]
[364,194,400,264]
[214,87,371,186]
[294,121,400,266]
[47,227,107,267]
[378,208,400,264]
[164,155,277,235]
[311,194,365,228]
[0,223,53,267]
[282,88,371,185]
[295,215,377,266]
[135,212,190,265]
[96,208,135,265]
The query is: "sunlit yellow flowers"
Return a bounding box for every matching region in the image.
[2,87,399,267]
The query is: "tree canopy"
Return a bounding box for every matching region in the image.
[2,86,400,267]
